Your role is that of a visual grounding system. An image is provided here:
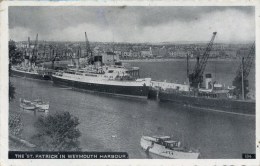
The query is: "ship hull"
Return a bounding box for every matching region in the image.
[11,69,51,80]
[52,75,149,98]
[159,91,255,115]
[140,136,200,159]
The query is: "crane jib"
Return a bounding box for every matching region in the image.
[189,32,217,88]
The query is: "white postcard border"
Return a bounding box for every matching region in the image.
[0,0,259,165]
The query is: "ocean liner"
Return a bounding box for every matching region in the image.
[10,35,52,80]
[11,65,52,80]
[51,31,151,98]
[52,64,151,98]
[158,32,255,115]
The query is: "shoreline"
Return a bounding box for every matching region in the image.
[40,58,240,66]
[121,58,240,63]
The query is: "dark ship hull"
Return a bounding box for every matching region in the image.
[52,75,150,98]
[159,91,255,115]
[11,69,51,80]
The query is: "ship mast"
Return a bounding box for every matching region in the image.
[241,57,245,100]
[186,53,190,85]
[232,42,255,99]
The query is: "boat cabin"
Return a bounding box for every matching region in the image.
[164,140,181,149]
[152,136,181,149]
[153,136,171,141]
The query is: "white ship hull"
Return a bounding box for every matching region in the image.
[52,74,151,98]
[140,136,200,159]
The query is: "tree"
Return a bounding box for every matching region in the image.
[9,40,23,102]
[9,82,15,101]
[32,112,81,151]
[9,40,23,65]
[9,112,23,136]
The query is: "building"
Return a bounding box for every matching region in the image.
[98,52,120,65]
[152,47,168,58]
[140,47,153,58]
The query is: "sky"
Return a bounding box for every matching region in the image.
[9,6,255,43]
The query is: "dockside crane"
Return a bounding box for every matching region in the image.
[51,45,68,70]
[31,34,38,64]
[43,41,47,61]
[85,32,94,64]
[50,44,59,69]
[65,47,79,68]
[188,32,217,88]
[24,37,31,60]
[232,42,255,99]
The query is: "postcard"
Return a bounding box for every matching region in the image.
[0,0,259,165]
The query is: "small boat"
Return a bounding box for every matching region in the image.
[140,135,200,159]
[32,99,50,110]
[20,99,36,110]
[20,98,49,112]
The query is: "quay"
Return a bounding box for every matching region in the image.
[148,80,189,100]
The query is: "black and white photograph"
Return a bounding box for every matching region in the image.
[1,1,259,164]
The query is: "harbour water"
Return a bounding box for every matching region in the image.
[9,60,255,159]
[131,59,255,91]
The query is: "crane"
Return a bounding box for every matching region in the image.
[50,45,60,69]
[85,32,94,64]
[51,46,68,70]
[31,34,38,64]
[23,37,31,60]
[232,42,255,99]
[66,47,78,68]
[43,41,47,61]
[188,32,217,88]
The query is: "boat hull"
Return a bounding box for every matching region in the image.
[140,136,200,159]
[52,75,149,98]
[35,104,49,110]
[20,103,36,110]
[159,91,255,115]
[11,69,51,80]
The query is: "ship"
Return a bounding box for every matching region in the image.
[52,63,151,98]
[157,33,255,115]
[20,99,37,110]
[10,35,52,80]
[51,31,152,98]
[32,99,50,111]
[140,135,200,159]
[157,76,255,115]
[11,65,52,80]
[20,98,50,110]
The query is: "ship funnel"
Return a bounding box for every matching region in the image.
[205,73,212,89]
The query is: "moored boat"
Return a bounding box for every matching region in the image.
[32,99,50,110]
[19,99,36,110]
[157,36,255,115]
[158,87,255,115]
[11,66,52,80]
[20,98,49,112]
[140,135,200,159]
[52,64,151,98]
[10,35,52,81]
